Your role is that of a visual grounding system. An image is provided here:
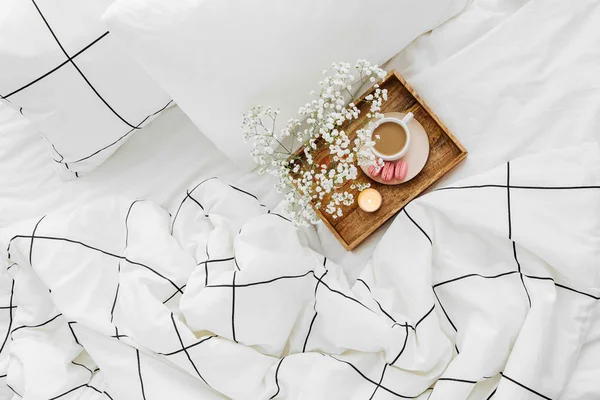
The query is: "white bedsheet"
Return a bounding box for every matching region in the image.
[0,105,278,228]
[387,0,600,185]
[6,0,594,261]
[1,0,598,279]
[2,0,600,397]
[1,145,598,399]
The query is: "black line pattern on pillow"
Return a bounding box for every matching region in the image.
[30,0,137,129]
[0,1,173,178]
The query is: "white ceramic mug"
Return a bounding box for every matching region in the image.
[369,112,413,161]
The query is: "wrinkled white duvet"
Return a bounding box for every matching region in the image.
[1,144,599,400]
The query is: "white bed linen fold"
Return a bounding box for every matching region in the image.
[0,105,279,228]
[2,0,600,396]
[386,0,600,186]
[1,144,598,399]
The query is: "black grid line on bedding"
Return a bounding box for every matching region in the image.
[525,275,600,300]
[205,270,314,289]
[103,390,115,400]
[433,271,520,288]
[403,209,431,245]
[402,205,460,354]
[30,0,137,130]
[169,180,287,304]
[7,383,21,398]
[51,99,173,172]
[405,176,600,368]
[330,347,503,400]
[330,304,435,396]
[267,212,292,223]
[197,257,235,267]
[71,360,93,377]
[198,252,439,396]
[111,333,130,340]
[500,372,552,400]
[390,323,409,365]
[199,257,235,287]
[327,355,420,399]
[171,177,217,233]
[0,281,15,356]
[170,177,287,286]
[185,191,206,214]
[6,234,183,294]
[67,321,83,347]
[3,175,596,399]
[112,200,142,340]
[432,287,459,354]
[159,335,216,357]
[432,270,600,301]
[302,270,328,352]
[136,349,147,400]
[507,162,532,308]
[29,215,46,266]
[203,242,211,286]
[436,184,600,192]
[369,363,388,400]
[437,377,477,384]
[171,177,278,234]
[11,313,63,337]
[403,171,600,351]
[231,271,238,343]
[356,278,398,325]
[170,312,211,388]
[109,262,121,324]
[46,383,104,400]
[414,305,435,329]
[177,232,438,399]
[36,97,171,177]
[2,31,109,99]
[67,321,80,345]
[205,270,376,315]
[163,284,187,304]
[269,356,286,399]
[407,164,599,399]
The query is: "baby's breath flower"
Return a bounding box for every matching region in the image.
[241,60,387,226]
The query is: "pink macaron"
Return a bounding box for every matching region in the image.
[368,164,382,177]
[395,160,408,181]
[381,162,395,181]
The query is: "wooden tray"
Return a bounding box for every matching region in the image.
[295,70,467,250]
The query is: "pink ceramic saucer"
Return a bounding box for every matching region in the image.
[360,112,430,185]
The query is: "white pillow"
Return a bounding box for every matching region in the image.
[103,0,467,169]
[0,0,172,179]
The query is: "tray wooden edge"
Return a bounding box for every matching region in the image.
[343,150,467,251]
[392,70,467,154]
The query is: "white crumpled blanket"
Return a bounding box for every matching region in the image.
[1,145,599,400]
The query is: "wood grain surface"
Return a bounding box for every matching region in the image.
[295,70,467,250]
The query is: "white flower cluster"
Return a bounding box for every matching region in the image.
[241,60,388,226]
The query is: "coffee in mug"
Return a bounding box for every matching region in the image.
[373,122,407,156]
[369,113,413,161]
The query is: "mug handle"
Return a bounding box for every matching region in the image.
[401,112,414,124]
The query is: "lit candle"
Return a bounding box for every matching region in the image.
[357,188,382,212]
